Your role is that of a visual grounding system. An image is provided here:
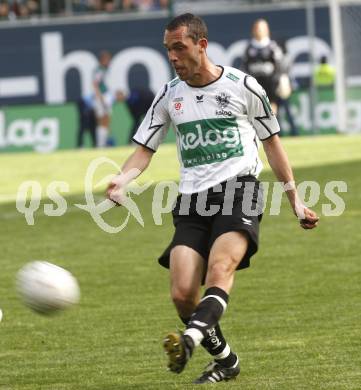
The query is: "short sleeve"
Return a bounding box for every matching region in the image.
[132,84,171,152]
[244,75,280,140]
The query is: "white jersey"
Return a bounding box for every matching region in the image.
[133,66,280,194]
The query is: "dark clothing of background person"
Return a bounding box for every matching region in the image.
[125,89,155,144]
[277,96,298,136]
[243,39,284,104]
[77,97,97,147]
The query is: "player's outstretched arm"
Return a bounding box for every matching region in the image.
[107,145,154,205]
[262,135,319,229]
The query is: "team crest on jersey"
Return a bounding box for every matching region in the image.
[215,92,230,109]
[215,92,232,116]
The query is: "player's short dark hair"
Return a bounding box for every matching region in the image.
[166,13,208,43]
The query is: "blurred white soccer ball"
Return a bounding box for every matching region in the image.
[16,261,80,314]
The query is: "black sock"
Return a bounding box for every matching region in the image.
[184,287,228,347]
[180,316,190,326]
[202,323,227,355]
[201,323,239,368]
[181,316,227,355]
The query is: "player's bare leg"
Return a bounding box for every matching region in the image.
[96,114,110,147]
[205,231,248,292]
[170,245,204,318]
[164,246,203,373]
[187,231,248,383]
[164,238,244,379]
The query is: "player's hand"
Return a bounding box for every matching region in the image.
[106,180,125,206]
[106,168,142,207]
[298,207,319,230]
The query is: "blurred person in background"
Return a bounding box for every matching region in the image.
[133,0,153,10]
[72,0,92,13]
[243,19,284,114]
[0,0,168,18]
[93,50,113,147]
[314,56,336,88]
[17,2,30,18]
[116,89,155,144]
[77,95,97,148]
[121,0,137,11]
[0,1,10,20]
[129,0,168,11]
[26,0,40,15]
[49,0,65,15]
[155,0,168,10]
[103,0,116,13]
[6,0,40,19]
[276,40,298,136]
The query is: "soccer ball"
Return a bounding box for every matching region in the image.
[16,261,80,314]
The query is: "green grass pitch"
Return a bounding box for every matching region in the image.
[0,135,360,389]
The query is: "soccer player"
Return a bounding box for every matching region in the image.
[243,19,285,115]
[107,13,319,384]
[93,50,113,147]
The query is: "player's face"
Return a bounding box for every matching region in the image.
[163,26,204,81]
[100,52,112,67]
[252,21,269,40]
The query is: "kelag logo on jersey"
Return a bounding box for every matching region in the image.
[177,117,243,168]
[215,92,232,117]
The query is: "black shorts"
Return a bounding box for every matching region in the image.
[158,175,263,271]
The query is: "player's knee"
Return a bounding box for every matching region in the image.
[208,257,238,279]
[171,287,197,311]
